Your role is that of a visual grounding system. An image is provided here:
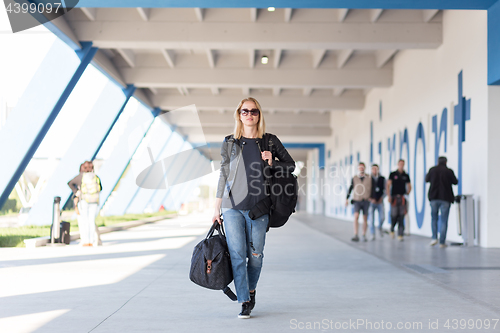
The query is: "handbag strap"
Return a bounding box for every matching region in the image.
[256,134,273,195]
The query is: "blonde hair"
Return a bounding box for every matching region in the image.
[232,97,266,139]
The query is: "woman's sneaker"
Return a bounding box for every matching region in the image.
[238,302,252,319]
[249,290,256,309]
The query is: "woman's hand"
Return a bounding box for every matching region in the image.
[212,212,222,225]
[261,151,273,166]
[212,198,222,224]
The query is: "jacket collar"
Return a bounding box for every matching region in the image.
[232,135,266,147]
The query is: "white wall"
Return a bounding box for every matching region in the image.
[487,86,500,247]
[306,149,323,214]
[325,10,493,246]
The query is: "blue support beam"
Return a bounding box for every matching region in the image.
[0,41,97,210]
[92,84,136,160]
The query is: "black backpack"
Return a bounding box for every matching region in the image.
[249,134,298,229]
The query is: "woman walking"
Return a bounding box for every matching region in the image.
[212,97,295,319]
[70,161,102,246]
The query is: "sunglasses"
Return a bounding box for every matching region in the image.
[240,108,260,116]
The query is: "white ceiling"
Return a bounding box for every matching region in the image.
[56,7,442,143]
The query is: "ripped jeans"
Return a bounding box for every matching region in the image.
[222,208,269,303]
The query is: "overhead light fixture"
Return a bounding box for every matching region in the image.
[267,7,275,11]
[261,55,269,64]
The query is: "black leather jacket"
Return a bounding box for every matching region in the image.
[216,133,295,199]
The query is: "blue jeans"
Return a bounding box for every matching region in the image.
[222,208,269,303]
[369,202,385,235]
[430,199,451,244]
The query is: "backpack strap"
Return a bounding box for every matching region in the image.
[258,134,273,196]
[267,133,275,157]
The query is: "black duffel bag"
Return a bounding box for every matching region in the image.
[189,220,237,301]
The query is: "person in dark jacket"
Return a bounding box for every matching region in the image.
[387,159,412,241]
[425,156,458,248]
[369,164,386,240]
[212,97,295,319]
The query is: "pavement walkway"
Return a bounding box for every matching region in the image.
[1,211,499,333]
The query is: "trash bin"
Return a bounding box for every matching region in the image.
[455,194,478,246]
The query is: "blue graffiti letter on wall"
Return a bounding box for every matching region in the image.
[453,71,471,195]
[387,134,396,173]
[414,122,427,229]
[378,141,382,167]
[432,108,448,165]
[370,121,373,163]
[400,128,410,175]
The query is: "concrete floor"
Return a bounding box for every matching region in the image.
[1,212,499,333]
[293,212,500,315]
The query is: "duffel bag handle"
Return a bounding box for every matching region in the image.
[206,218,226,239]
[206,221,218,239]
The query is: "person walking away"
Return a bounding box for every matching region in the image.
[369,164,386,240]
[386,159,412,241]
[346,162,372,242]
[69,162,103,246]
[425,156,458,248]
